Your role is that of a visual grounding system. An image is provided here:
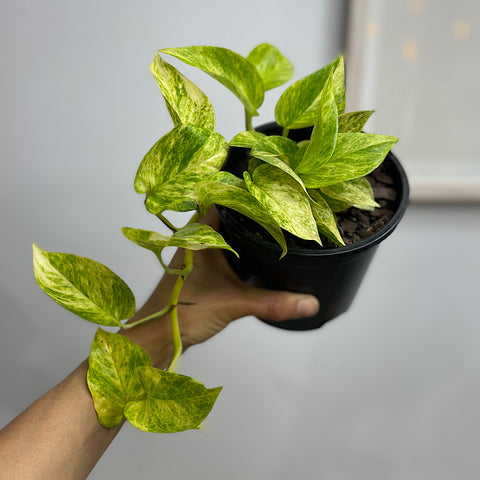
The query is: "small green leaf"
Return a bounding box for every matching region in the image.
[275,56,344,129]
[33,245,135,327]
[124,366,222,433]
[338,110,374,133]
[247,43,294,91]
[321,177,379,211]
[135,124,228,214]
[195,180,287,256]
[150,52,215,129]
[122,224,238,257]
[245,166,321,245]
[229,130,266,148]
[87,329,150,428]
[308,189,345,246]
[299,133,398,188]
[161,46,264,116]
[295,73,338,173]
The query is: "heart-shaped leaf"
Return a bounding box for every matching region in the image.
[33,245,135,327]
[244,166,321,245]
[295,73,338,173]
[161,46,264,116]
[122,223,238,257]
[275,56,344,129]
[194,180,287,256]
[338,110,374,133]
[135,124,228,214]
[229,130,266,148]
[124,366,222,433]
[150,53,215,130]
[321,177,379,211]
[247,43,294,91]
[87,329,150,428]
[299,133,398,188]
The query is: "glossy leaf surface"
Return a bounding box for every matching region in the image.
[275,56,344,129]
[295,73,338,173]
[161,46,264,115]
[195,180,287,256]
[308,189,345,246]
[229,130,266,148]
[87,329,150,428]
[247,43,294,91]
[122,224,237,256]
[338,110,374,133]
[321,177,379,211]
[33,245,135,327]
[299,133,398,188]
[150,53,215,129]
[135,124,228,214]
[245,166,321,245]
[124,366,222,433]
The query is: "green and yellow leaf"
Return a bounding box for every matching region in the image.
[122,224,238,257]
[194,180,287,256]
[275,56,344,129]
[161,46,264,116]
[87,329,150,428]
[247,43,294,91]
[338,110,374,133]
[229,130,266,148]
[295,73,338,173]
[33,245,135,327]
[134,124,228,214]
[124,366,222,433]
[244,166,321,245]
[299,133,398,188]
[321,177,379,211]
[308,189,345,246]
[150,52,215,129]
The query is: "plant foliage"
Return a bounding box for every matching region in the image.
[33,43,397,433]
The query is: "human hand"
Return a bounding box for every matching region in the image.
[122,209,319,367]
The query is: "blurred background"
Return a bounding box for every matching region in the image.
[1,1,479,478]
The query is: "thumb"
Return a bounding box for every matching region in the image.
[236,287,320,322]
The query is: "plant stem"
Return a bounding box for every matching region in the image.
[167,248,194,372]
[121,304,174,329]
[245,109,253,131]
[157,213,178,232]
[282,127,290,138]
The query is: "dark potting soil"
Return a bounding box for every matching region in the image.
[221,160,398,251]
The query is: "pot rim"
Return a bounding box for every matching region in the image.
[218,122,410,258]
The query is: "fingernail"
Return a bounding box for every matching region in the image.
[295,296,320,318]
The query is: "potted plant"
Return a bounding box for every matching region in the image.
[32,43,408,434]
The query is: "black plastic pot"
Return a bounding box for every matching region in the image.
[216,122,409,330]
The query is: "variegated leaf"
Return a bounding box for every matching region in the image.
[295,73,338,173]
[135,124,228,214]
[244,166,321,245]
[150,52,215,129]
[308,189,345,246]
[229,130,266,148]
[338,110,374,133]
[275,56,344,129]
[247,43,294,91]
[291,140,310,171]
[194,180,287,256]
[124,366,222,433]
[207,171,247,189]
[161,46,264,116]
[33,245,135,327]
[87,329,150,428]
[250,135,299,166]
[321,177,379,211]
[299,133,398,188]
[122,224,238,256]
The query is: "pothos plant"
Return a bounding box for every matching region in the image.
[33,43,398,433]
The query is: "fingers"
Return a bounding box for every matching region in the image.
[233,287,320,322]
